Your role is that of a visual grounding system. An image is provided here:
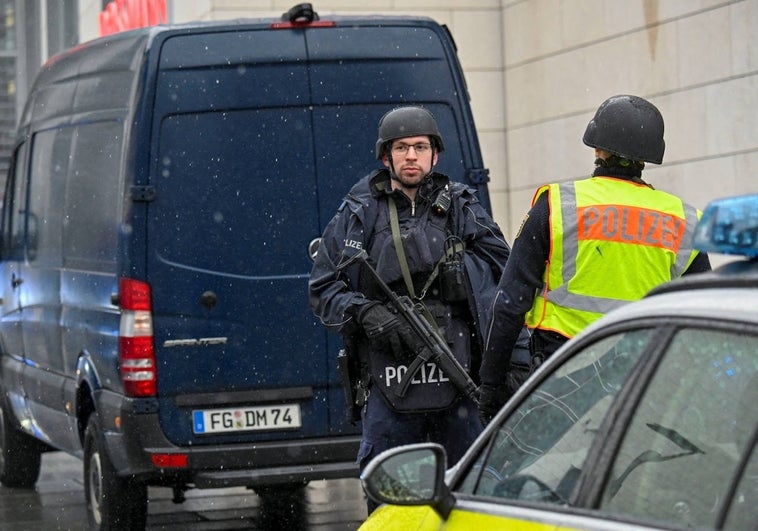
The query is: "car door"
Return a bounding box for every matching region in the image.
[0,142,29,412]
[596,323,758,529]
[448,320,757,529]
[18,127,70,447]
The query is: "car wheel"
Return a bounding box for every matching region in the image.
[0,395,42,488]
[83,411,147,530]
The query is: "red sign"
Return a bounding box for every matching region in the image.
[99,0,167,36]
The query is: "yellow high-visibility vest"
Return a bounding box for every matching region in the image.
[524,176,701,338]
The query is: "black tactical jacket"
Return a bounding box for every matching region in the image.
[309,169,511,361]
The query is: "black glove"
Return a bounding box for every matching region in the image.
[357,302,419,358]
[477,383,511,427]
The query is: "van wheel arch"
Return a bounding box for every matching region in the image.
[74,350,100,444]
[76,381,96,444]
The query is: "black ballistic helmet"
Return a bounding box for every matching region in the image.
[583,95,665,164]
[375,106,445,159]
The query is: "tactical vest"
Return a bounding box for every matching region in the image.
[362,188,471,412]
[525,177,700,338]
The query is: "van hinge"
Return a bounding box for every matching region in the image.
[466,168,490,185]
[131,185,156,202]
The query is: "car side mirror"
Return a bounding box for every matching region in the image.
[360,443,456,519]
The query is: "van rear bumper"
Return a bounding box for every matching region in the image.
[96,389,360,487]
[193,458,358,489]
[186,436,361,488]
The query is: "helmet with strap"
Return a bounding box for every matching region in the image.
[375,106,445,160]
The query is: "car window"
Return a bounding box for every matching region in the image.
[3,142,28,260]
[458,328,653,504]
[63,120,123,270]
[600,327,758,528]
[28,127,70,266]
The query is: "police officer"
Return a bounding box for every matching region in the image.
[478,94,712,426]
[309,106,523,513]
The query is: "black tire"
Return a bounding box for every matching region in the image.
[0,395,42,488]
[83,411,147,530]
[256,483,308,528]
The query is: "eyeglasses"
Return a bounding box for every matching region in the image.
[391,143,432,155]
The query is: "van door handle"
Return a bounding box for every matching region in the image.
[11,273,23,288]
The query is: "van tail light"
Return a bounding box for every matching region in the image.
[118,278,157,397]
[151,453,188,468]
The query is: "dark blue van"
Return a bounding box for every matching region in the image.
[0,5,491,529]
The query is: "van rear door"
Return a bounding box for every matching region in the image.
[146,27,350,446]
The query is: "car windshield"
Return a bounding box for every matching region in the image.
[458,328,653,503]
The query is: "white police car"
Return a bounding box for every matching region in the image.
[359,193,758,530]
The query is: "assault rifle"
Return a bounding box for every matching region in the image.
[338,250,479,405]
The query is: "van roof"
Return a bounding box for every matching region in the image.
[21,14,454,132]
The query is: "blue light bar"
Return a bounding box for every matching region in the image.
[693,194,758,258]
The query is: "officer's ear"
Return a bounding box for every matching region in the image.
[381,154,391,167]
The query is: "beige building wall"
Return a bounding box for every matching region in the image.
[500,0,758,245]
[78,0,757,243]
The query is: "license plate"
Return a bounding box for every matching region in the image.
[192,404,301,434]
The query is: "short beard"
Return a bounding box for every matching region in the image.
[390,172,423,188]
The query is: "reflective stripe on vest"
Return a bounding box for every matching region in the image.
[525,177,700,336]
